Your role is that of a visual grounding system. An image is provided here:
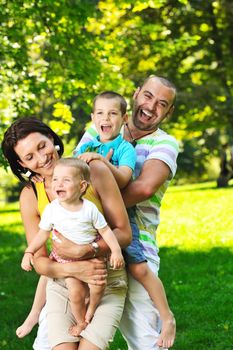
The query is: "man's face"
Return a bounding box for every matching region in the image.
[132,77,175,132]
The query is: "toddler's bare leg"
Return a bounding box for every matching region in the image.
[85,284,105,324]
[66,277,88,337]
[128,262,176,348]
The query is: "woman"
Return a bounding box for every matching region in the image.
[2,117,131,350]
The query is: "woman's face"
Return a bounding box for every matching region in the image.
[15,132,59,177]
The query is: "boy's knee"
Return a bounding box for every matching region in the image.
[128,262,149,281]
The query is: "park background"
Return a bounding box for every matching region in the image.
[0,0,233,349]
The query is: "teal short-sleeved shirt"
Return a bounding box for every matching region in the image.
[74,134,136,171]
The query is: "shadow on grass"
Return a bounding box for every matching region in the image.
[170,181,233,193]
[0,208,20,214]
[1,226,232,350]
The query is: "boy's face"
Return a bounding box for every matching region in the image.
[92,97,127,143]
[52,164,86,204]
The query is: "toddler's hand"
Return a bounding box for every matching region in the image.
[110,251,125,269]
[21,252,34,271]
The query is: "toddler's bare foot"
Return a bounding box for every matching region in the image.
[157,314,176,349]
[69,321,87,337]
[16,312,39,338]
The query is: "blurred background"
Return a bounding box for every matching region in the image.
[1,0,233,202]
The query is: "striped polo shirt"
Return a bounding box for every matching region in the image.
[74,124,179,265]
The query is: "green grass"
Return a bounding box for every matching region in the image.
[1,182,233,349]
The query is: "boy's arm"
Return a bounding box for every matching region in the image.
[99,158,133,189]
[78,151,133,189]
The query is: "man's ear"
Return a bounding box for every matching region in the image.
[122,113,128,124]
[133,87,141,100]
[167,105,175,119]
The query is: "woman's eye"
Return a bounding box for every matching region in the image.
[39,143,45,150]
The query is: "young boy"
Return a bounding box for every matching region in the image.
[74,91,176,349]
[21,158,124,337]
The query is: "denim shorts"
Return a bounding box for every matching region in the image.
[123,219,147,264]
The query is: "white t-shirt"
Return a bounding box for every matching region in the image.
[39,198,107,244]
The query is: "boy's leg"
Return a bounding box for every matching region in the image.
[86,284,105,323]
[66,277,88,336]
[128,263,176,349]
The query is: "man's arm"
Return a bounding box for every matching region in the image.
[121,159,171,208]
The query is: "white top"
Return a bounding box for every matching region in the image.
[39,198,107,244]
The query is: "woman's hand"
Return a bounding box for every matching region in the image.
[33,256,107,286]
[64,259,107,286]
[52,230,94,260]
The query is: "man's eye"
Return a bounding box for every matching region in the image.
[159,102,166,108]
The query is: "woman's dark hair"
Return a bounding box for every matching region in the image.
[1,117,64,182]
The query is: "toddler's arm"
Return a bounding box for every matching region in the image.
[98,225,124,269]
[21,229,50,271]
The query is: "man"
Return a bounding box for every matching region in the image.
[119,76,178,350]
[76,75,179,349]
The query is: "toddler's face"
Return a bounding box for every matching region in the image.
[92,97,126,142]
[52,165,84,204]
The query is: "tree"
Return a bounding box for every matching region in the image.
[1,0,233,181]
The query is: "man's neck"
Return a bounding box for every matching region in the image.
[124,120,158,142]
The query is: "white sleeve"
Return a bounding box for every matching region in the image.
[89,202,107,230]
[39,204,53,231]
[147,135,179,178]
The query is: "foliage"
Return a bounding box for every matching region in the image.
[1,182,233,349]
[1,0,233,178]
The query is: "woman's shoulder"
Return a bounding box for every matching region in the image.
[19,184,38,210]
[20,184,36,199]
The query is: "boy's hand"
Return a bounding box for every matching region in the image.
[110,251,125,269]
[30,174,44,183]
[78,152,104,164]
[21,252,34,271]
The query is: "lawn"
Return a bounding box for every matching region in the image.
[0,182,233,350]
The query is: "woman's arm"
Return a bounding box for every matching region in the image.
[91,160,132,247]
[20,186,48,257]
